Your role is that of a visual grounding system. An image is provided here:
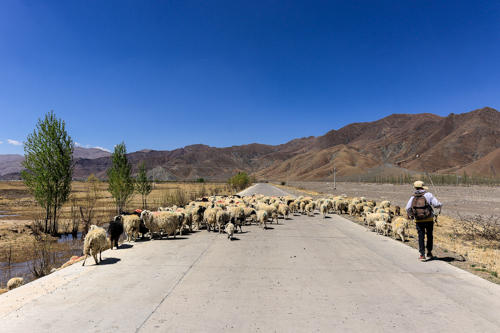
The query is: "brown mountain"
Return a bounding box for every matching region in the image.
[3,107,500,181]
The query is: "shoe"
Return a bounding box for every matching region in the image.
[418,254,426,261]
[427,252,435,260]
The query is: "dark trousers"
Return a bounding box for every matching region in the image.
[415,221,434,255]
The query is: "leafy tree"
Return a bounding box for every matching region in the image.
[462,171,469,186]
[135,161,153,209]
[228,172,250,191]
[21,111,75,235]
[107,142,134,214]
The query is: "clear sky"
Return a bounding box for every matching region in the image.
[1,1,499,155]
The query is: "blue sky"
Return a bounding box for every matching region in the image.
[1,1,499,155]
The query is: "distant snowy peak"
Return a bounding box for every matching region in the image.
[73,147,112,159]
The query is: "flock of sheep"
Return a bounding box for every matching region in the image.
[80,193,412,266]
[2,192,414,291]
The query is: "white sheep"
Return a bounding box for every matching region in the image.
[7,277,24,290]
[320,203,328,219]
[375,220,389,236]
[278,204,290,220]
[82,225,108,266]
[243,207,257,224]
[392,221,406,242]
[203,208,218,232]
[216,210,231,234]
[253,203,278,224]
[140,210,182,239]
[364,212,390,232]
[305,203,314,216]
[225,221,235,240]
[227,206,245,231]
[114,214,140,242]
[257,210,269,229]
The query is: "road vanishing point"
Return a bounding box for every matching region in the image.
[1,183,500,332]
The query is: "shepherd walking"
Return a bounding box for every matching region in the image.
[406,181,443,261]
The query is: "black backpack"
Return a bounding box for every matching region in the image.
[411,193,433,220]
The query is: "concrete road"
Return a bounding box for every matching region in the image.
[1,184,500,332]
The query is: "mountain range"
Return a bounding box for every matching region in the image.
[2,107,500,181]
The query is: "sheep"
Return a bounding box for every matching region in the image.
[336,201,348,214]
[216,210,231,234]
[108,218,124,250]
[191,205,207,230]
[288,201,298,215]
[300,201,306,215]
[364,212,391,232]
[114,214,140,242]
[380,200,391,208]
[257,210,269,229]
[7,277,24,290]
[225,219,235,240]
[253,203,278,224]
[140,210,182,239]
[305,203,315,216]
[392,221,406,242]
[355,203,366,216]
[394,206,401,216]
[278,204,290,220]
[375,220,389,236]
[227,206,245,231]
[203,208,218,232]
[82,225,108,266]
[175,209,193,234]
[320,203,328,219]
[243,207,257,224]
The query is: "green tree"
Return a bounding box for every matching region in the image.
[135,161,153,209]
[228,172,250,191]
[462,171,469,186]
[21,111,75,235]
[107,142,134,214]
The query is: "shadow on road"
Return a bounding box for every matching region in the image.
[99,258,121,265]
[118,244,134,249]
[435,256,466,263]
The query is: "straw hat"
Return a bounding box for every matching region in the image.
[413,181,429,190]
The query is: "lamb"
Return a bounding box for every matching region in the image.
[375,220,389,236]
[114,214,140,242]
[225,218,235,240]
[216,210,231,234]
[140,210,182,239]
[257,210,269,229]
[277,204,290,220]
[108,218,124,250]
[7,277,24,290]
[364,212,390,232]
[82,225,108,266]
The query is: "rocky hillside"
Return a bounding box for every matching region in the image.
[2,107,500,181]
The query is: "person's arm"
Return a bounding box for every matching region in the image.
[405,196,414,215]
[426,193,442,208]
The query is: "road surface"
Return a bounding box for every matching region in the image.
[1,184,499,332]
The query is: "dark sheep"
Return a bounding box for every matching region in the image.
[139,220,149,239]
[108,219,124,250]
[394,206,401,216]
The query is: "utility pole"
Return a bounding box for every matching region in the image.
[333,163,337,190]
